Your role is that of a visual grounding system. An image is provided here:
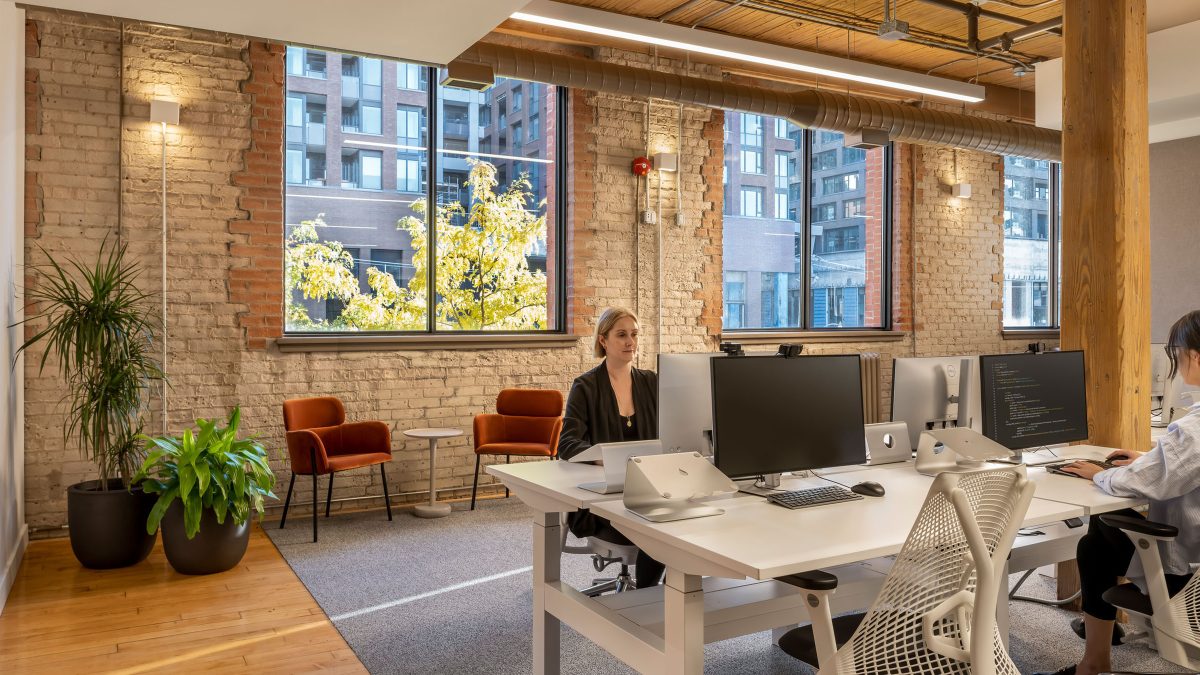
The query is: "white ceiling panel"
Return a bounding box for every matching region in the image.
[25,0,527,65]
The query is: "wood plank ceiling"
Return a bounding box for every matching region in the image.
[500,0,1063,106]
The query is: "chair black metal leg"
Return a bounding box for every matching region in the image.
[505,455,511,498]
[280,474,296,529]
[470,455,482,510]
[325,472,334,518]
[311,471,318,543]
[380,463,393,521]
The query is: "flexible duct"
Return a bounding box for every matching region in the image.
[461,43,1060,159]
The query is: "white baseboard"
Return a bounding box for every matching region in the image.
[0,523,29,615]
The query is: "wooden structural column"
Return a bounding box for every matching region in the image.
[1060,0,1151,453]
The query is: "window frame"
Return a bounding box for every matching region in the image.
[284,64,569,336]
[721,122,893,334]
[1002,159,1062,330]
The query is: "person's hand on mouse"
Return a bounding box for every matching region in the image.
[1060,461,1105,480]
[1105,448,1143,466]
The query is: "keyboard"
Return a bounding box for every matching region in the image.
[1043,458,1117,478]
[766,485,864,510]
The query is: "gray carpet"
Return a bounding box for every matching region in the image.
[266,499,1183,674]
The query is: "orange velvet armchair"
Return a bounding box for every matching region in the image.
[471,389,564,510]
[282,396,394,542]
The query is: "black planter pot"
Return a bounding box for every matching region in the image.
[67,479,157,569]
[160,502,250,575]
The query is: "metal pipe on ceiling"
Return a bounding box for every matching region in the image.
[460,42,1061,159]
[975,15,1063,51]
[916,0,1062,33]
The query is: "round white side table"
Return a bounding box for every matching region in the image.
[404,427,463,518]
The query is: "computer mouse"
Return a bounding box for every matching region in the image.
[851,481,885,497]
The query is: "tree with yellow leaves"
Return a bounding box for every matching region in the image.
[285,159,548,331]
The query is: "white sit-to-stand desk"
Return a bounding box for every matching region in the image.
[488,444,1142,675]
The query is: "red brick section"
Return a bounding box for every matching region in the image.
[891,143,914,332]
[864,145,885,327]
[567,88,596,338]
[230,40,285,350]
[696,109,725,342]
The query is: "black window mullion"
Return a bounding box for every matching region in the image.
[1049,161,1061,329]
[801,129,813,330]
[554,86,569,332]
[882,143,894,330]
[425,68,438,334]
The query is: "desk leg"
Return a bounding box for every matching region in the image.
[998,560,1011,650]
[533,512,561,675]
[664,569,704,675]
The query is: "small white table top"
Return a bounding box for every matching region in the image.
[404,427,463,440]
[588,464,1083,581]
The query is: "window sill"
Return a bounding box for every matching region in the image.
[720,330,907,345]
[1001,328,1060,340]
[276,333,581,353]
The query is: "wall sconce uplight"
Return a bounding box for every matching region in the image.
[150,98,180,127]
[951,182,972,199]
[653,152,678,172]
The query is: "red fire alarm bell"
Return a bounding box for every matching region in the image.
[631,156,652,176]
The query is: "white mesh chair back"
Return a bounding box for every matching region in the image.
[823,467,1034,675]
[1161,572,1200,650]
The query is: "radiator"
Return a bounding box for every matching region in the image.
[860,352,883,424]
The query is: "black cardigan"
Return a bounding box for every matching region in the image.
[557,361,659,460]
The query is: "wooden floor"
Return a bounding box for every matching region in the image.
[0,525,365,674]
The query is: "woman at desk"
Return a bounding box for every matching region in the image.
[1039,310,1200,675]
[558,307,665,589]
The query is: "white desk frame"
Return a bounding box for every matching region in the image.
[489,458,1124,675]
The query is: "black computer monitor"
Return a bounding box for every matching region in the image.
[979,350,1088,450]
[710,354,865,480]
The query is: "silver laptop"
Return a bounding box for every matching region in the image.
[577,441,662,494]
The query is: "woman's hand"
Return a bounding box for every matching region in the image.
[1106,449,1144,466]
[1060,462,1106,480]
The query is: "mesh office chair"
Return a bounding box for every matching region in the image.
[777,466,1034,675]
[1094,514,1200,670]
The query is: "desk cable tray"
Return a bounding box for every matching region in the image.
[623,452,738,522]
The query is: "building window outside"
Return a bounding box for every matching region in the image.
[722,117,889,331]
[286,46,327,79]
[740,187,764,218]
[775,118,791,139]
[740,113,764,174]
[1002,155,1059,328]
[286,49,565,333]
[724,271,746,329]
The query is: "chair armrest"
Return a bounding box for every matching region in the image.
[549,417,563,457]
[776,570,840,591]
[338,420,392,455]
[474,413,506,449]
[285,430,328,475]
[1099,514,1178,540]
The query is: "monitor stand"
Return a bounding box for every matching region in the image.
[760,473,782,489]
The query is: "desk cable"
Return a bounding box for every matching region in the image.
[811,472,851,489]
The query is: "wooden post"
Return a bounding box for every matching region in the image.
[1058,0,1151,605]
[1060,0,1151,453]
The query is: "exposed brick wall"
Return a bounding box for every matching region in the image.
[21,11,1035,531]
[230,41,284,350]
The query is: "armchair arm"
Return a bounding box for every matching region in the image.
[776,570,839,591]
[776,570,839,670]
[474,413,506,449]
[1098,514,1179,540]
[285,429,329,475]
[338,420,392,455]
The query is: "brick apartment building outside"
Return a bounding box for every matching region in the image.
[721,112,886,329]
[283,47,555,327]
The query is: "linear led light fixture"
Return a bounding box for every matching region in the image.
[511,0,985,103]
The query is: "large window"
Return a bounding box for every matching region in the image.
[285,49,565,333]
[1002,156,1059,328]
[739,113,764,175]
[722,116,889,331]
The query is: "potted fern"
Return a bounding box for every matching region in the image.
[15,240,163,568]
[135,408,276,574]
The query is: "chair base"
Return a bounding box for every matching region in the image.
[414,502,452,518]
[582,564,633,597]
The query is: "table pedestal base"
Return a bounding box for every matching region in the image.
[414,502,452,518]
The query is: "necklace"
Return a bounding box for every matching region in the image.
[623,414,633,428]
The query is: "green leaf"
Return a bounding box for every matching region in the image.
[146,487,178,534]
[184,494,202,539]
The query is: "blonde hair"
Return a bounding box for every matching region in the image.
[593,307,639,359]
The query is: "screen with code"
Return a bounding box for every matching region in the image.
[979,351,1088,450]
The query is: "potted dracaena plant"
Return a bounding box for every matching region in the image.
[134,407,276,575]
[15,240,163,569]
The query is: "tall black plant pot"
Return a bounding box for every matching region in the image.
[160,502,250,575]
[67,478,157,569]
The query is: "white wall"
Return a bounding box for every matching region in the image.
[0,0,27,614]
[1150,135,1200,342]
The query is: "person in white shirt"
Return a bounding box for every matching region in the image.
[1036,310,1200,675]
